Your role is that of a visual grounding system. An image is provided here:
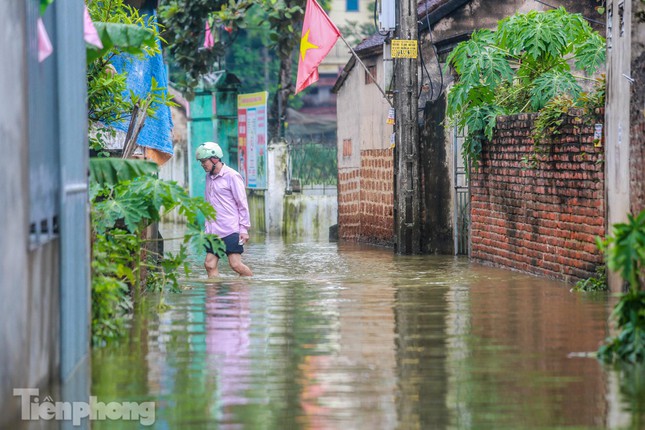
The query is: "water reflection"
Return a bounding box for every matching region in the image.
[89,227,645,429]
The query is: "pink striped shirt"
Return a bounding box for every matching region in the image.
[204,164,251,237]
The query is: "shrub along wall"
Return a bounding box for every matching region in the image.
[470,110,605,283]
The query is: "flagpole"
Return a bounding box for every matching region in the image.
[337,33,394,108]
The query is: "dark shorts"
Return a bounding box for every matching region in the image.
[204,233,244,257]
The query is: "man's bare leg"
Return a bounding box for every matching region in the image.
[228,253,253,276]
[204,253,220,278]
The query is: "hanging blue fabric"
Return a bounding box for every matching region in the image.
[108,8,173,155]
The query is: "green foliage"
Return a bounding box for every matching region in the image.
[86,2,218,346]
[600,211,645,291]
[597,210,645,363]
[221,8,281,94]
[290,142,338,185]
[530,70,581,111]
[86,0,175,152]
[90,157,159,186]
[260,0,305,60]
[87,22,157,63]
[91,230,136,345]
[572,265,608,292]
[40,0,55,15]
[90,158,224,346]
[531,95,571,147]
[159,0,309,132]
[158,0,237,96]
[445,8,606,167]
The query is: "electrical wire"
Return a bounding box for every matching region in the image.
[425,12,443,102]
[418,36,435,100]
[417,11,444,103]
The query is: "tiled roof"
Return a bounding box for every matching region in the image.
[418,0,453,20]
[355,34,387,53]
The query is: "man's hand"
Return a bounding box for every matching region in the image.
[239,233,250,244]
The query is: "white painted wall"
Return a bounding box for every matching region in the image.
[253,140,338,240]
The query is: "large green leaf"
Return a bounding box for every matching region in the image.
[86,22,157,63]
[574,32,606,74]
[530,70,581,111]
[92,195,151,234]
[89,158,159,186]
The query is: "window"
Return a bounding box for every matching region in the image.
[365,65,377,85]
[343,139,352,157]
[346,0,358,12]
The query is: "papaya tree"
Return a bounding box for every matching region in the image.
[445,7,606,167]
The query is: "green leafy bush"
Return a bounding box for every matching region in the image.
[90,158,224,345]
[572,265,608,292]
[86,1,219,345]
[445,8,606,167]
[597,210,645,363]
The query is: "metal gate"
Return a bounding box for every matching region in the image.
[453,128,470,255]
[285,134,337,194]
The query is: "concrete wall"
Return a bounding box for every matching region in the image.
[159,91,190,222]
[248,190,267,234]
[421,94,453,254]
[605,0,632,235]
[0,2,62,425]
[248,189,338,240]
[283,194,339,240]
[470,111,605,284]
[248,142,338,240]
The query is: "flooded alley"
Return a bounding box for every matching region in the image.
[91,227,643,429]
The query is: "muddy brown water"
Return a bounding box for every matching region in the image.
[89,227,645,429]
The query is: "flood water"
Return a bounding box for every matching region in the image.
[91,226,645,429]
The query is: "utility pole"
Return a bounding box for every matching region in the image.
[393,0,420,254]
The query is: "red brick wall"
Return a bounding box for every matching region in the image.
[360,149,394,245]
[338,168,361,241]
[470,111,605,283]
[338,149,394,245]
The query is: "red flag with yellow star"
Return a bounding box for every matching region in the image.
[295,0,341,94]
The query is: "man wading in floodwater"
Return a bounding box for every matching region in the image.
[196,141,253,277]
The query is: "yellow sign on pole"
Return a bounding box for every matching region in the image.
[391,39,418,58]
